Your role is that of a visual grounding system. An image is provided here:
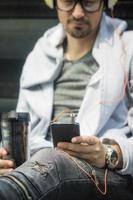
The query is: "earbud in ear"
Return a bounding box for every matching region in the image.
[44,0,54,9]
[108,0,118,10]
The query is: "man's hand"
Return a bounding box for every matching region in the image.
[0,148,14,175]
[57,136,106,168]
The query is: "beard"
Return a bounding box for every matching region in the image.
[65,17,93,38]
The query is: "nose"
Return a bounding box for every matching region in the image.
[72,3,85,18]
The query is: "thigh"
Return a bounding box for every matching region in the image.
[6,148,133,200]
[52,151,133,200]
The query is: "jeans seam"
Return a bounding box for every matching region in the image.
[12,171,41,199]
[0,176,31,200]
[38,178,93,200]
[38,182,60,200]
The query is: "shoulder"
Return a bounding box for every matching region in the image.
[122,30,133,43]
[20,23,64,89]
[122,30,133,40]
[121,31,133,82]
[122,31,133,56]
[38,23,65,48]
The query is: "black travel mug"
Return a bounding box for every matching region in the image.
[0,111,30,167]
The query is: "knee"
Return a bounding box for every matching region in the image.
[30,148,60,163]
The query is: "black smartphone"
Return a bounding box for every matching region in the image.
[50,123,80,147]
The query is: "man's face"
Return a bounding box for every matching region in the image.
[56,0,103,38]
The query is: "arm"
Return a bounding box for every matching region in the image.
[99,55,133,174]
[56,57,133,174]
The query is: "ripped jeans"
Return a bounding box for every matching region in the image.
[0,148,133,200]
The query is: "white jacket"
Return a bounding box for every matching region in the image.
[17,13,133,176]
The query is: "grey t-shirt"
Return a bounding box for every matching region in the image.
[52,51,99,123]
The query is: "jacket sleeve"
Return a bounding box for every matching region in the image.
[101,56,133,176]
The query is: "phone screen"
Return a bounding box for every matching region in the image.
[50,123,80,147]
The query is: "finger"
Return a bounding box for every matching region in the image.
[0,168,14,175]
[57,142,91,154]
[62,149,92,161]
[0,148,7,158]
[0,159,14,168]
[71,136,99,145]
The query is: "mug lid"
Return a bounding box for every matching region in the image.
[1,110,30,121]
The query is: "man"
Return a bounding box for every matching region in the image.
[0,0,133,199]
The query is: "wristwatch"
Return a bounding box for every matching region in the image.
[104,145,119,169]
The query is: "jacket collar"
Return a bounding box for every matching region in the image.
[21,13,127,90]
[77,14,128,135]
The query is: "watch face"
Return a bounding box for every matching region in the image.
[105,145,119,169]
[110,150,118,167]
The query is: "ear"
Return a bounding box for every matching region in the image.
[44,0,54,9]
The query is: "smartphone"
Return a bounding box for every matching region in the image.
[50,123,80,147]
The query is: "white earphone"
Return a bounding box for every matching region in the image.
[44,0,119,9]
[108,0,118,9]
[44,0,54,9]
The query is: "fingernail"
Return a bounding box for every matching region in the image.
[57,142,61,147]
[8,169,14,172]
[71,137,77,142]
[8,161,14,167]
[2,148,7,155]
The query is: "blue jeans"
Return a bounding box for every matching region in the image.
[0,148,133,200]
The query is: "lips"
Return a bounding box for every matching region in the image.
[73,22,84,25]
[71,22,87,28]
